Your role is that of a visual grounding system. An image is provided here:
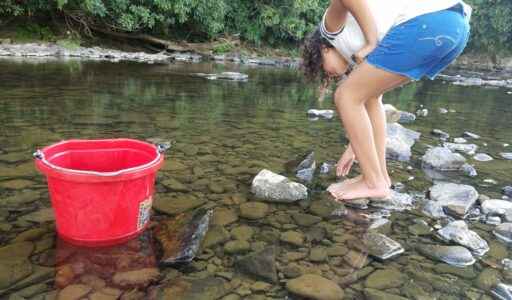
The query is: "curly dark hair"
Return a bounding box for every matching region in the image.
[300,28,335,84]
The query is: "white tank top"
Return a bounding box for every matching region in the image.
[320,0,472,65]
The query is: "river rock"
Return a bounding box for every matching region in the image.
[224,240,250,255]
[429,183,478,216]
[494,223,512,243]
[0,242,34,290]
[386,123,420,161]
[112,268,162,288]
[353,232,404,260]
[437,220,489,256]
[251,169,308,202]
[210,208,238,226]
[443,142,478,154]
[453,137,467,143]
[463,132,480,139]
[154,208,212,265]
[482,200,512,215]
[239,202,269,220]
[148,276,232,300]
[475,267,503,290]
[285,151,316,181]
[398,111,416,123]
[364,288,408,300]
[490,283,512,300]
[153,195,207,215]
[237,247,278,284]
[474,153,493,161]
[202,225,230,248]
[369,190,412,211]
[416,245,475,267]
[459,163,477,177]
[291,213,322,227]
[432,129,449,140]
[422,201,447,219]
[504,186,512,198]
[57,284,91,300]
[500,153,512,160]
[286,274,343,300]
[364,268,407,289]
[383,104,401,123]
[193,72,248,81]
[280,231,305,246]
[421,147,466,170]
[230,226,254,240]
[307,109,335,119]
[18,208,55,223]
[309,199,348,217]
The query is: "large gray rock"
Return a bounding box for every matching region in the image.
[386,123,420,161]
[251,169,307,202]
[429,183,478,216]
[421,147,466,170]
[437,220,489,256]
[494,223,512,243]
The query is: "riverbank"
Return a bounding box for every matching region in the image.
[1,38,512,79]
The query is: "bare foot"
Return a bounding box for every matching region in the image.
[340,174,391,188]
[329,176,389,200]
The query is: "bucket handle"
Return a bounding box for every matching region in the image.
[33,144,169,177]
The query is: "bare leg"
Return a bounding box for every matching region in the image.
[330,62,408,200]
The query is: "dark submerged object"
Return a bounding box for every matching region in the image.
[154,208,212,265]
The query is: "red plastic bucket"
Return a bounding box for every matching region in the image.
[35,138,165,247]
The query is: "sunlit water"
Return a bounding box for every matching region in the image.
[0,58,511,299]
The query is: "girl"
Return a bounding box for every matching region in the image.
[301,0,471,200]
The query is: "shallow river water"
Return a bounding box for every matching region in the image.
[0,58,511,299]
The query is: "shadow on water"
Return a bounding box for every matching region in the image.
[0,58,511,299]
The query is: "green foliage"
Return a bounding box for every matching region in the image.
[11,23,54,41]
[1,0,510,56]
[213,43,231,55]
[464,0,512,55]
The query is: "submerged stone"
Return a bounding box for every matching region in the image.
[490,283,512,300]
[422,201,447,219]
[286,274,343,300]
[251,169,308,202]
[417,245,475,267]
[353,232,404,260]
[436,220,489,256]
[494,223,512,243]
[148,276,232,300]
[154,208,212,265]
[443,142,478,154]
[500,153,512,160]
[237,247,278,284]
[285,151,316,181]
[369,190,412,212]
[473,153,493,161]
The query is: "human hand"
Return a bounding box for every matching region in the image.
[336,144,356,177]
[352,42,377,64]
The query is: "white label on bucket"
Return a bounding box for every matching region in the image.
[137,196,152,231]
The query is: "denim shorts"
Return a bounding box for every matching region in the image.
[366,4,470,80]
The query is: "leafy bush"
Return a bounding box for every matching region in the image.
[213,43,231,54]
[11,23,54,41]
[464,0,512,55]
[0,0,510,56]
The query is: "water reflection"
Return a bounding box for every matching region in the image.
[54,229,158,298]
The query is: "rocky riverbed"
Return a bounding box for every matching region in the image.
[0,42,511,299]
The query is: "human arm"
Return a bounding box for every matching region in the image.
[337,143,355,177]
[324,0,379,63]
